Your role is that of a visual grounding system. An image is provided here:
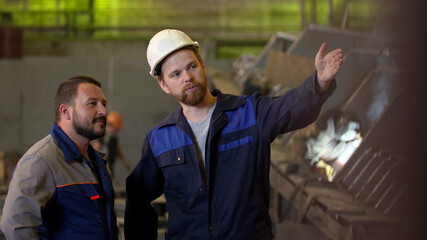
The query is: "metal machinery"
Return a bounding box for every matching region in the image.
[231,24,414,240]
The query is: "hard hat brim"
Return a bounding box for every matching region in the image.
[150,42,199,77]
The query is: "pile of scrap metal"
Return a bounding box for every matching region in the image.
[232,31,297,96]
[231,53,266,95]
[234,25,410,239]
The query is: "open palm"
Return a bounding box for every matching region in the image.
[315,42,343,86]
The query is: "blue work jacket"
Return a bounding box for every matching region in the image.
[125,72,335,240]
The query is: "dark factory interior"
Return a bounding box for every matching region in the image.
[0,0,426,239]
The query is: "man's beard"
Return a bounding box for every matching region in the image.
[171,81,207,106]
[72,109,106,140]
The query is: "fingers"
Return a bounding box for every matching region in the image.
[330,54,343,66]
[326,48,343,66]
[331,61,343,75]
[316,42,328,59]
[327,48,343,60]
[328,48,342,55]
[315,42,344,82]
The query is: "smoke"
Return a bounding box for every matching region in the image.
[367,75,390,127]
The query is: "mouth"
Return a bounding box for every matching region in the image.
[93,117,106,125]
[185,84,198,92]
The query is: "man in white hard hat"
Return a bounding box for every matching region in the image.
[125,29,343,240]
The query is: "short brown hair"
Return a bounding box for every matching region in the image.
[54,76,101,124]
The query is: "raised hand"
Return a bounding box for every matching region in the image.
[315,42,343,92]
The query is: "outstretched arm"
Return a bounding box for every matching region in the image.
[315,42,343,93]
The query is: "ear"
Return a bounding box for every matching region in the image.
[198,56,207,72]
[59,104,72,121]
[157,78,171,94]
[200,57,206,70]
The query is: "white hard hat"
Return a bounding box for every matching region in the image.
[147,29,200,77]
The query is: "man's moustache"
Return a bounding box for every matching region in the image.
[93,116,106,123]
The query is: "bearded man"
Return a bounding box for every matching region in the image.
[0,76,119,240]
[125,29,343,240]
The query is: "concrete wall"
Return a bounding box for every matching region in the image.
[0,38,233,184]
[0,53,180,184]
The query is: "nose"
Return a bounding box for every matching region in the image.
[182,69,192,82]
[98,103,107,116]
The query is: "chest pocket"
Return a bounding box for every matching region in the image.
[56,184,104,226]
[218,135,255,172]
[157,147,189,200]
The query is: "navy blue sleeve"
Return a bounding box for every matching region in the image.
[253,71,336,142]
[124,136,164,240]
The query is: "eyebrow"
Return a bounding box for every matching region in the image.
[86,97,107,104]
[168,60,197,78]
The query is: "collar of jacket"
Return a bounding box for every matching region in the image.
[156,89,246,129]
[51,124,107,164]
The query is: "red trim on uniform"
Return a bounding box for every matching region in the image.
[91,195,100,200]
[56,182,99,188]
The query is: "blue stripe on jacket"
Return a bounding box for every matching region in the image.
[222,96,256,135]
[149,125,193,157]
